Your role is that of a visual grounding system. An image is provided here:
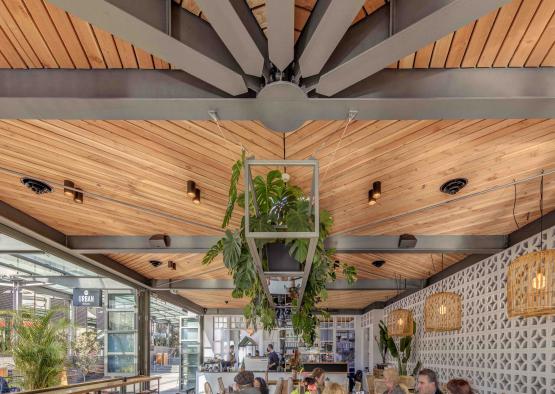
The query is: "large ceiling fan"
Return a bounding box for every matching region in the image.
[37,0,531,132]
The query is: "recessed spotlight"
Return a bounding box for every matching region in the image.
[186,180,196,198]
[193,188,201,205]
[20,178,53,195]
[63,180,75,197]
[372,260,385,268]
[440,178,468,195]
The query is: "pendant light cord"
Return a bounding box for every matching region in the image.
[540,170,544,250]
[512,179,520,230]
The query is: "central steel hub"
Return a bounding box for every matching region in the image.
[256,81,308,132]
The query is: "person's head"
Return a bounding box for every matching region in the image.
[303,377,318,393]
[230,345,235,351]
[322,382,347,394]
[234,371,255,390]
[255,350,260,356]
[418,369,439,394]
[311,367,326,385]
[267,344,274,352]
[383,368,400,390]
[254,377,268,391]
[446,379,473,394]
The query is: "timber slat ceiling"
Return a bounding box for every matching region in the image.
[178,289,250,309]
[391,0,555,68]
[317,290,398,309]
[0,0,170,69]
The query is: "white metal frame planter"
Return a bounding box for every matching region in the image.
[244,158,319,309]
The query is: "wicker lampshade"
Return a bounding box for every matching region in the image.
[387,309,413,337]
[507,249,555,318]
[424,292,461,332]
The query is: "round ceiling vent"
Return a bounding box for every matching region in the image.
[372,260,385,268]
[440,178,468,195]
[20,177,53,195]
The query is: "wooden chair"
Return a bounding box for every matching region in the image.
[218,377,226,394]
[366,374,375,394]
[204,382,214,394]
[281,378,289,394]
[354,381,362,392]
[399,376,415,391]
[274,378,283,394]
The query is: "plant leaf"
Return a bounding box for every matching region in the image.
[202,239,224,265]
[222,151,245,228]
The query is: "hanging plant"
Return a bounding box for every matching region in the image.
[203,153,357,345]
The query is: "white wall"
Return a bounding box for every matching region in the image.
[383,225,555,394]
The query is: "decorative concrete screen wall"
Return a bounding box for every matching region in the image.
[384,225,555,394]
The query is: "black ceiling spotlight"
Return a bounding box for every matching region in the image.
[368,180,382,206]
[186,180,196,198]
[20,178,53,195]
[149,234,171,248]
[73,188,84,204]
[398,234,417,248]
[193,188,201,205]
[440,178,468,195]
[63,180,75,197]
[168,260,177,270]
[372,260,385,268]
[149,260,162,268]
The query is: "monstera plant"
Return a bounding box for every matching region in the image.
[203,152,357,345]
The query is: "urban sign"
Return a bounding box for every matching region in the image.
[73,288,102,307]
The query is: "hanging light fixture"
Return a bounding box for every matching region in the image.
[507,172,555,318]
[387,309,414,337]
[424,292,462,332]
[193,188,201,205]
[186,181,196,198]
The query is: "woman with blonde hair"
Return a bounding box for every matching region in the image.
[382,368,407,394]
[322,382,347,394]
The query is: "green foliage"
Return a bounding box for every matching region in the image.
[204,156,358,345]
[2,309,69,390]
[374,320,389,364]
[386,320,417,375]
[72,331,100,382]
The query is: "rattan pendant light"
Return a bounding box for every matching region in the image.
[424,292,462,332]
[507,173,555,318]
[387,309,414,337]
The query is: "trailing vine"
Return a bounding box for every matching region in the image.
[203,155,356,345]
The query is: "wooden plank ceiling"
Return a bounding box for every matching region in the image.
[0,0,552,70]
[317,290,398,310]
[178,289,251,309]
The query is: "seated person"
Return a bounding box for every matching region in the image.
[417,369,443,394]
[382,368,406,394]
[254,377,269,394]
[233,371,260,394]
[446,379,474,394]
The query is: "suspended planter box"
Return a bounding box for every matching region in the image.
[265,242,302,273]
[245,158,319,306]
[424,292,462,332]
[387,309,414,337]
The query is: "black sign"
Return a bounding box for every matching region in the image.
[73,289,102,307]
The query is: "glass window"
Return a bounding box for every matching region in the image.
[107,355,136,374]
[108,333,135,353]
[108,312,135,331]
[108,294,135,309]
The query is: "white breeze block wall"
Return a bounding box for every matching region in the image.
[383,224,555,394]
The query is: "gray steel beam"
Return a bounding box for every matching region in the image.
[295,0,366,77]
[195,0,266,76]
[1,69,554,122]
[151,278,423,291]
[204,308,362,315]
[317,0,511,95]
[0,201,204,314]
[325,235,507,254]
[267,0,294,71]
[47,0,247,95]
[15,276,131,290]
[67,234,507,254]
[0,234,40,252]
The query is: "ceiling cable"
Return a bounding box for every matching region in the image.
[512,179,520,230]
[337,167,555,236]
[208,110,250,154]
[0,166,223,233]
[322,110,358,180]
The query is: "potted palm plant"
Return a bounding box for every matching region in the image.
[1,309,69,390]
[203,153,357,345]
